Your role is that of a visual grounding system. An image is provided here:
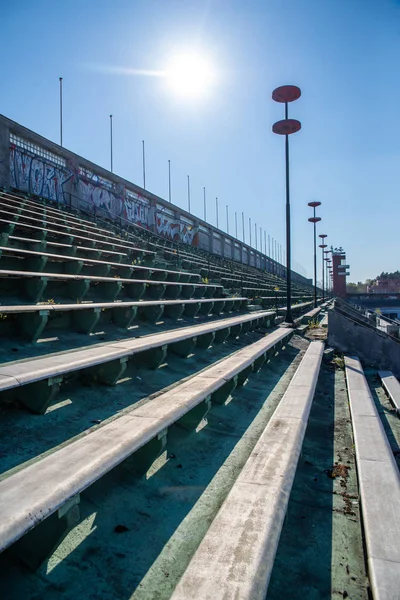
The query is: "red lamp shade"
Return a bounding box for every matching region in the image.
[272,85,301,103]
[308,201,321,208]
[273,119,301,135]
[308,217,321,223]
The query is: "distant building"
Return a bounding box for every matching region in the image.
[332,247,349,298]
[367,278,400,294]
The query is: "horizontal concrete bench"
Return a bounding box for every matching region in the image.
[1,193,113,235]
[0,269,221,303]
[320,313,328,328]
[0,245,200,283]
[172,341,324,600]
[345,357,400,600]
[0,198,113,237]
[0,218,155,261]
[0,325,291,569]
[300,306,321,324]
[4,233,130,261]
[0,310,275,413]
[0,297,248,340]
[378,370,400,416]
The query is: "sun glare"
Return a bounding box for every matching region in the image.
[164,52,214,99]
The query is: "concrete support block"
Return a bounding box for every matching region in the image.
[139,304,164,323]
[211,301,225,315]
[88,356,128,385]
[136,345,168,369]
[111,305,138,328]
[229,323,243,338]
[150,270,168,282]
[147,283,166,300]
[169,336,197,358]
[67,279,90,301]
[237,366,253,386]
[64,260,84,275]
[23,277,48,302]
[88,263,111,277]
[253,352,267,372]
[204,285,216,298]
[125,429,168,476]
[9,494,80,570]
[198,301,213,316]
[26,256,48,272]
[181,284,195,299]
[16,375,63,414]
[126,282,146,300]
[193,286,206,299]
[214,327,230,343]
[242,320,252,333]
[96,281,122,301]
[176,397,211,431]
[164,285,182,300]
[184,302,201,317]
[197,331,215,349]
[211,377,238,404]
[72,307,101,334]
[18,310,49,341]
[163,303,185,320]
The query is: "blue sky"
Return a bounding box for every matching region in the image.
[1,0,400,281]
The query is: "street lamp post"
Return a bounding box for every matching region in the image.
[216,197,219,228]
[272,84,301,323]
[110,115,113,173]
[187,175,191,213]
[308,201,321,307]
[203,187,206,221]
[168,160,171,203]
[319,234,328,301]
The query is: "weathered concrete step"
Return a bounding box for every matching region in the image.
[345,356,400,600]
[0,327,292,569]
[172,341,324,600]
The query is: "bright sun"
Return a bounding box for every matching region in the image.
[164,52,214,99]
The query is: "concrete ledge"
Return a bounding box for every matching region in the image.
[0,326,292,564]
[171,341,324,600]
[379,370,400,416]
[345,356,400,600]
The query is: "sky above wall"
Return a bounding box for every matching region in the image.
[1,0,400,281]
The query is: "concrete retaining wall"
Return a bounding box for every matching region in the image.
[328,309,400,378]
[0,114,312,287]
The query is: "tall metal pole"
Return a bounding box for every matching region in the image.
[235,212,238,238]
[249,217,252,247]
[59,77,63,147]
[142,140,146,190]
[321,246,325,301]
[284,101,293,322]
[255,223,257,250]
[260,227,262,254]
[110,115,113,173]
[216,197,219,228]
[203,187,206,221]
[226,205,229,234]
[313,206,317,307]
[187,175,191,213]
[168,160,171,203]
[242,212,245,242]
[268,234,271,257]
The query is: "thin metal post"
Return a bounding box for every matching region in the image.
[203,187,206,221]
[268,234,271,257]
[235,212,238,238]
[142,140,146,189]
[216,197,219,228]
[284,101,293,323]
[110,115,113,173]
[59,77,63,147]
[226,205,229,234]
[187,175,191,213]
[255,223,257,250]
[168,160,171,203]
[313,206,317,307]
[322,246,325,301]
[249,217,252,247]
[242,212,245,242]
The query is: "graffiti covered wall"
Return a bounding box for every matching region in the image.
[156,212,199,246]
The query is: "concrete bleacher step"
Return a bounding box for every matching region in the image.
[378,370,400,416]
[0,326,293,569]
[171,340,324,600]
[0,310,276,414]
[345,356,400,600]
